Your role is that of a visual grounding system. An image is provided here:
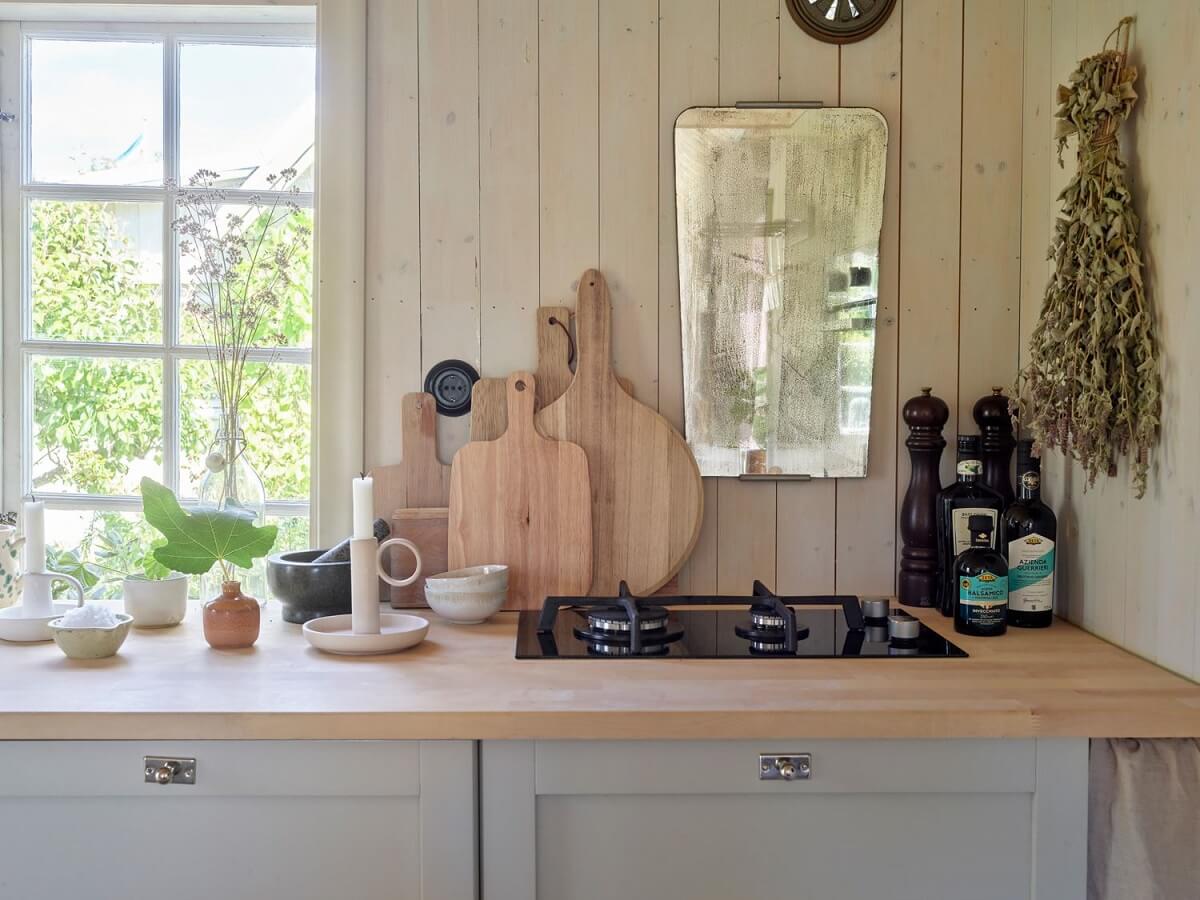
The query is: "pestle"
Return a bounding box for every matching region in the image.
[313,518,391,563]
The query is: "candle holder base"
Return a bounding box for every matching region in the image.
[301,612,429,656]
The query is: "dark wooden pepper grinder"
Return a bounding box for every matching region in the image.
[974,387,1015,507]
[899,387,949,607]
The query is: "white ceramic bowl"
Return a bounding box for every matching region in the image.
[424,565,508,624]
[48,613,133,660]
[123,573,188,628]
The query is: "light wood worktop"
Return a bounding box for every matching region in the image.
[2,603,1199,741]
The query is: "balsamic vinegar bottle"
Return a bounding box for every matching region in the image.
[1002,440,1058,628]
[954,515,1008,637]
[936,435,1004,616]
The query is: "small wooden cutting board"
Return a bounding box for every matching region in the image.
[536,270,704,596]
[449,372,593,610]
[470,306,636,442]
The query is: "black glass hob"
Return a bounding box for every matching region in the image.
[516,581,968,659]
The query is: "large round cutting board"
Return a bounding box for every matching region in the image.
[535,270,704,596]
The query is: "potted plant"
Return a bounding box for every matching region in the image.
[119,541,189,629]
[140,478,277,649]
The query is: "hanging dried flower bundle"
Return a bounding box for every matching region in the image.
[1016,17,1160,497]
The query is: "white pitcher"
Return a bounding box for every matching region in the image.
[0,524,25,609]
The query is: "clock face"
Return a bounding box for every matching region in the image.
[785,0,898,44]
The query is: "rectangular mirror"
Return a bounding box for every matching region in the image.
[674,107,888,477]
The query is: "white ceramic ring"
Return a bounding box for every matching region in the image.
[376,538,423,588]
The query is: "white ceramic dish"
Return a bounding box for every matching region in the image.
[123,573,188,628]
[424,565,508,624]
[48,613,133,660]
[0,602,84,643]
[0,571,86,643]
[302,612,429,656]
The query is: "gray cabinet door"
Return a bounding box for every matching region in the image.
[0,740,476,900]
[482,739,1086,900]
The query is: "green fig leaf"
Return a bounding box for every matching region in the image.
[140,477,277,575]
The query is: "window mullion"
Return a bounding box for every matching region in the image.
[163,33,180,496]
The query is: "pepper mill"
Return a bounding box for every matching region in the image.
[899,388,949,607]
[974,387,1015,507]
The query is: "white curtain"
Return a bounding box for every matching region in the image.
[1089,738,1200,899]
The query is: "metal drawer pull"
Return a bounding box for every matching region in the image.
[144,756,196,786]
[759,753,811,781]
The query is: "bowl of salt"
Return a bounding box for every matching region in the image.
[48,604,133,660]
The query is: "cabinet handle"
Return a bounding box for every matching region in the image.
[144,756,196,786]
[759,753,811,781]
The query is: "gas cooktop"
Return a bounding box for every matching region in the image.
[516,581,968,659]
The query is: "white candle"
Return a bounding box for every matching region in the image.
[23,500,45,574]
[352,476,374,540]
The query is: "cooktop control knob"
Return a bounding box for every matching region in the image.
[861,598,890,620]
[887,612,921,641]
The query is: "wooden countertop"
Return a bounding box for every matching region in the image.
[2,603,1199,741]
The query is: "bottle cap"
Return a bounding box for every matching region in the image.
[968,514,994,533]
[957,434,981,456]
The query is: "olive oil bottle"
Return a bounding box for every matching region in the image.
[936,435,1004,616]
[954,515,1008,637]
[1002,440,1057,628]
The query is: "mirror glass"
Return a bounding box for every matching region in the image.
[675,107,888,477]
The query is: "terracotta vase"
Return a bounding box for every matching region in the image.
[203,581,260,649]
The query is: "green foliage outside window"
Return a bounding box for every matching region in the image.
[31,199,313,593]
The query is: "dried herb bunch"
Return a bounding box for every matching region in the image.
[1016,18,1160,497]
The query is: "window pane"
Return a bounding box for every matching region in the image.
[179,360,311,502]
[180,42,315,189]
[32,356,163,496]
[31,39,164,186]
[44,508,165,600]
[31,199,163,343]
[178,202,313,348]
[269,515,312,554]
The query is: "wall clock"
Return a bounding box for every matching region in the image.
[785,0,898,44]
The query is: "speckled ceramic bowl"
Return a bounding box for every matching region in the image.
[48,613,133,660]
[423,565,508,624]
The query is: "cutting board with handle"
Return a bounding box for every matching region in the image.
[470,306,637,442]
[371,392,452,606]
[449,372,593,610]
[536,270,704,596]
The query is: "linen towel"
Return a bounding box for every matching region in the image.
[1089,738,1200,900]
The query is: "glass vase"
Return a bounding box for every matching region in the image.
[197,426,268,604]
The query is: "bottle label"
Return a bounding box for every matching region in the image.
[1020,471,1040,492]
[951,508,998,554]
[959,571,1009,629]
[1008,534,1055,612]
[957,459,982,476]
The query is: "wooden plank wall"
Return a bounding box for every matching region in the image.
[364,0,1028,600]
[1022,0,1200,679]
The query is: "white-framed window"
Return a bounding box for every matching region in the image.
[0,18,316,593]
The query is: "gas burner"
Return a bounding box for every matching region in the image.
[586,605,670,633]
[572,607,685,652]
[735,614,811,654]
[750,605,788,630]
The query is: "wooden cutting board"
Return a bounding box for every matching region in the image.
[449,372,593,610]
[371,392,452,606]
[388,507,449,606]
[536,270,704,596]
[470,306,636,442]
